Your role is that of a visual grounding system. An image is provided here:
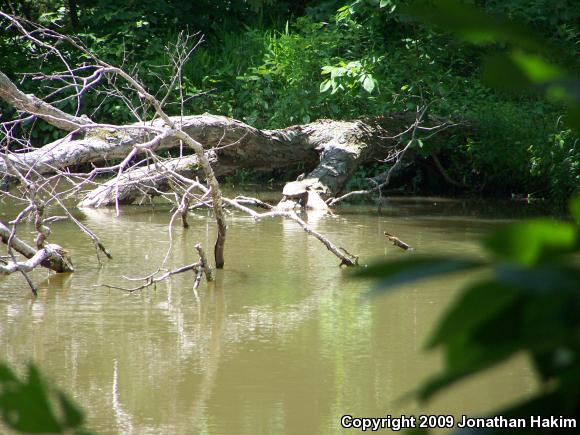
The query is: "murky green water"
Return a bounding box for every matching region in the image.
[0,195,545,434]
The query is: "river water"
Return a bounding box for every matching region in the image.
[0,194,546,434]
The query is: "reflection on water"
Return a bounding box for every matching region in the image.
[0,198,540,434]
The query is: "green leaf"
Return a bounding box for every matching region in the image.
[321,66,333,75]
[510,52,567,83]
[320,80,332,93]
[499,390,576,420]
[566,106,580,132]
[0,363,18,382]
[484,219,577,266]
[426,281,519,349]
[58,392,85,429]
[362,75,376,93]
[482,52,575,105]
[0,364,61,433]
[356,256,486,295]
[417,341,515,402]
[481,53,535,93]
[0,362,87,433]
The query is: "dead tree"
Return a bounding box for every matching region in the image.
[0,13,374,291]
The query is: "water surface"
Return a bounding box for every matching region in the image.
[0,196,543,434]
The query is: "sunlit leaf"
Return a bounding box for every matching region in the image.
[320,80,332,93]
[362,75,375,93]
[484,219,577,265]
[510,52,567,83]
[482,52,574,97]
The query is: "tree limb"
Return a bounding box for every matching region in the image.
[0,221,74,273]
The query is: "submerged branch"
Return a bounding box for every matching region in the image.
[195,243,214,283]
[384,232,413,251]
[98,261,202,293]
[98,243,214,293]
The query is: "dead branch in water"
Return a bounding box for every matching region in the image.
[144,162,358,267]
[0,12,408,294]
[0,14,228,290]
[195,243,214,283]
[222,198,358,267]
[98,262,201,293]
[0,13,227,270]
[0,243,73,275]
[384,232,413,251]
[97,243,214,293]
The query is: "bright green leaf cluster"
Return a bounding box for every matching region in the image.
[320,59,380,95]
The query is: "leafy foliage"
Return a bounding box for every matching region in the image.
[403,0,580,132]
[0,361,89,433]
[357,196,580,427]
[355,3,579,423]
[0,0,578,199]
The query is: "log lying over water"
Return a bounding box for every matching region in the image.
[72,114,413,207]
[0,78,413,208]
[2,64,429,209]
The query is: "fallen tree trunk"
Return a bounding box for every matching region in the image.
[1,65,415,205]
[67,115,413,207]
[1,65,425,208]
[2,114,413,205]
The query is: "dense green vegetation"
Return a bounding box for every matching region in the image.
[1,0,578,199]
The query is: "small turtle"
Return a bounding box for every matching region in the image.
[282,181,309,208]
